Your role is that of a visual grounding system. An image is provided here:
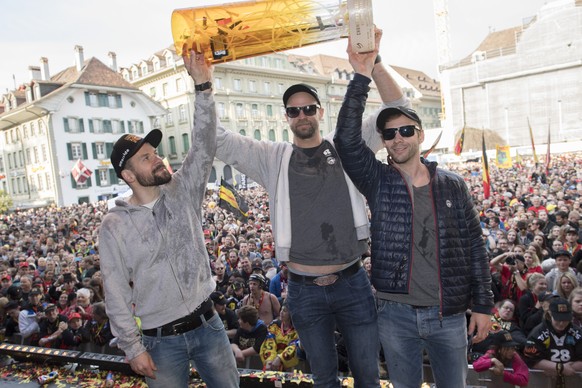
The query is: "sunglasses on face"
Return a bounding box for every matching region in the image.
[380,125,420,141]
[286,104,319,118]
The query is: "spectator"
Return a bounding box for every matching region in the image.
[260,302,300,371]
[568,287,582,328]
[516,273,547,330]
[18,288,44,345]
[38,304,68,348]
[545,250,582,292]
[555,272,579,300]
[213,260,230,294]
[471,299,526,355]
[84,302,114,348]
[523,297,582,377]
[242,274,280,325]
[472,330,529,387]
[231,305,268,363]
[269,261,288,303]
[3,301,21,342]
[210,291,238,340]
[61,312,88,349]
[490,252,527,302]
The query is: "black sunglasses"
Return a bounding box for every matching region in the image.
[286,104,319,118]
[380,125,420,141]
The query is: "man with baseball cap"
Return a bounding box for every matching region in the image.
[524,297,582,375]
[99,49,238,387]
[212,30,405,387]
[334,33,493,387]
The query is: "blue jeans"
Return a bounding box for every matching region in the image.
[142,312,239,388]
[377,300,468,388]
[286,267,380,388]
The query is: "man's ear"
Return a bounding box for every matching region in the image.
[121,169,134,183]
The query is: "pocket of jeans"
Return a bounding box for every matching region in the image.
[142,335,158,351]
[377,298,387,313]
[345,269,373,291]
[203,312,224,332]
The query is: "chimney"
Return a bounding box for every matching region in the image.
[40,57,50,80]
[74,45,85,71]
[108,51,118,72]
[28,66,41,81]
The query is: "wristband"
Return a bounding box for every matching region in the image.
[195,81,212,91]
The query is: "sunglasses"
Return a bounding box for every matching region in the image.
[380,125,420,141]
[286,104,319,118]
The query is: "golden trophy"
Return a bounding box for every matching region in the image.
[171,0,374,63]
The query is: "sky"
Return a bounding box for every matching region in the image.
[0,0,550,93]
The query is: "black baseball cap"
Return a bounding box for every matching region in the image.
[110,129,163,178]
[549,297,572,321]
[210,291,227,306]
[282,84,321,107]
[376,106,422,131]
[491,330,519,348]
[554,250,572,259]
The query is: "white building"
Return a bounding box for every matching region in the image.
[0,46,166,208]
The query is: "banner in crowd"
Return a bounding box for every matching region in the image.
[495,145,512,169]
[219,179,249,220]
[71,159,92,184]
[481,132,491,199]
[527,117,539,164]
[454,127,465,156]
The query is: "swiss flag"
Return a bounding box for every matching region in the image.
[71,159,93,184]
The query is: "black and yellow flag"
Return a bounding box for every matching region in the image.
[219,179,249,220]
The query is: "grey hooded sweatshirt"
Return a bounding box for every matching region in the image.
[99,91,216,361]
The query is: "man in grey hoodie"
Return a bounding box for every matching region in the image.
[99,49,238,388]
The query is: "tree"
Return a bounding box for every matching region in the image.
[0,190,13,214]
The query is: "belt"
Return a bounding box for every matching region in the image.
[142,298,214,337]
[288,260,362,286]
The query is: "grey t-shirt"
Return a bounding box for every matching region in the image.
[288,141,366,265]
[379,184,439,306]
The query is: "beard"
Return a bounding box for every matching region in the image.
[387,142,419,165]
[290,119,318,140]
[135,165,172,187]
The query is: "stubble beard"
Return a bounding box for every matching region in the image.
[136,165,172,187]
[291,120,317,140]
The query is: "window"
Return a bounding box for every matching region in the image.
[128,120,144,134]
[71,143,83,159]
[235,103,245,118]
[153,117,161,128]
[263,82,271,95]
[99,169,109,186]
[217,102,226,119]
[283,129,289,142]
[149,87,156,98]
[165,113,174,126]
[141,65,148,76]
[249,80,256,93]
[176,78,184,92]
[169,136,177,155]
[30,122,36,136]
[182,133,190,152]
[162,83,168,97]
[215,77,222,89]
[239,129,246,136]
[251,104,259,118]
[268,129,276,141]
[233,79,241,91]
[41,144,47,162]
[33,146,39,164]
[153,60,160,71]
[95,143,106,159]
[45,173,52,191]
[89,119,103,133]
[26,149,31,164]
[18,151,24,167]
[275,58,283,69]
[37,174,43,191]
[179,104,187,122]
[254,129,261,140]
[64,117,84,133]
[278,83,285,94]
[132,69,139,79]
[112,120,124,134]
[108,94,121,108]
[38,120,45,134]
[266,104,273,117]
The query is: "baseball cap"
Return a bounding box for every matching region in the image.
[549,297,572,321]
[1,274,11,281]
[491,330,519,348]
[210,291,227,305]
[19,262,29,268]
[282,84,321,107]
[68,312,82,320]
[538,292,559,302]
[564,226,578,234]
[110,129,163,178]
[29,289,42,296]
[376,106,422,132]
[4,301,19,311]
[44,303,57,312]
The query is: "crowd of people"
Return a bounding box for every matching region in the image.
[0,150,579,382]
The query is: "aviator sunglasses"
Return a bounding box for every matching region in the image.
[380,125,420,141]
[285,104,319,118]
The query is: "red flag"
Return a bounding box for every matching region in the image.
[545,122,551,175]
[481,131,491,199]
[71,159,92,184]
[454,127,465,156]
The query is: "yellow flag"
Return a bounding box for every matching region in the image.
[496,145,512,169]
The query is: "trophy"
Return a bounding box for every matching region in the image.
[171,0,374,63]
